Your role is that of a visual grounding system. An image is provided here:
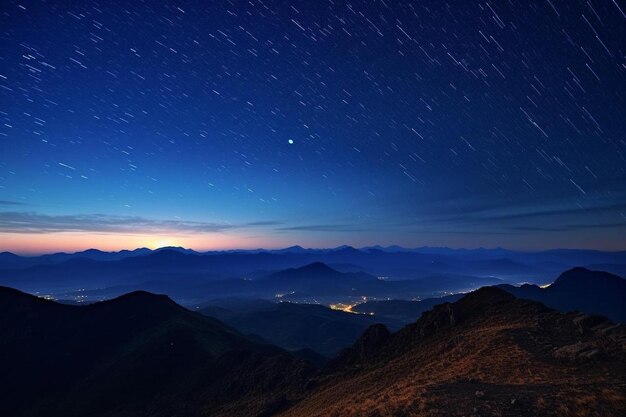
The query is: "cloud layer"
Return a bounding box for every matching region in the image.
[0,212,281,235]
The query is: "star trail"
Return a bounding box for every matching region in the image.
[0,0,625,253]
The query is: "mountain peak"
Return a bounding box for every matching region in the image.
[393,287,516,342]
[284,245,306,251]
[297,262,337,273]
[154,246,196,254]
[91,290,181,315]
[458,286,515,307]
[552,267,625,290]
[113,290,172,301]
[81,248,106,254]
[145,248,191,258]
[333,245,359,252]
[557,266,592,277]
[0,285,313,417]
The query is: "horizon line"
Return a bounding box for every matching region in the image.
[3,243,626,257]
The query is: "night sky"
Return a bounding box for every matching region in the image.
[1,0,625,253]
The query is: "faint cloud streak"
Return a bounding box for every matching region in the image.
[0,212,280,235]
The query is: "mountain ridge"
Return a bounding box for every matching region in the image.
[281,286,626,416]
[0,286,314,417]
[497,267,626,323]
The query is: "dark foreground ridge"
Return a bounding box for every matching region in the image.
[0,286,313,417]
[1,282,625,416]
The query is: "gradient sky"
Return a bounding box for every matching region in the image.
[1,0,625,254]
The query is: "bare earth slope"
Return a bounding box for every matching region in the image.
[280,287,626,417]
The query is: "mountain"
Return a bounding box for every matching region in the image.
[498,267,626,323]
[4,246,626,275]
[3,244,625,307]
[0,247,548,294]
[258,262,377,293]
[6,245,625,298]
[271,245,310,253]
[0,256,504,306]
[0,251,38,269]
[0,286,313,417]
[48,247,155,262]
[584,263,626,278]
[258,263,503,301]
[0,247,195,270]
[254,262,376,298]
[3,278,625,416]
[280,287,626,416]
[200,300,402,356]
[0,249,225,293]
[262,261,359,281]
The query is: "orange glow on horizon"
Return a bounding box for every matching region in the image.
[0,232,287,255]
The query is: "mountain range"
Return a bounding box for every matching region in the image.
[0,257,503,305]
[2,276,624,416]
[2,246,626,301]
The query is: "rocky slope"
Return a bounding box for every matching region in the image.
[280,287,626,417]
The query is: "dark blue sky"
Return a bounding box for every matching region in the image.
[1,0,625,252]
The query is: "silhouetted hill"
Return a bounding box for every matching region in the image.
[582,263,626,278]
[551,266,625,291]
[200,301,402,356]
[0,251,31,268]
[257,263,503,300]
[261,261,371,281]
[0,286,313,417]
[272,245,309,253]
[498,267,626,323]
[281,287,626,416]
[258,262,377,294]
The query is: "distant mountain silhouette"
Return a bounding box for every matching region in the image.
[3,245,626,269]
[283,287,626,416]
[0,253,506,305]
[200,300,402,356]
[3,246,626,298]
[271,245,309,253]
[0,251,29,268]
[264,261,350,279]
[498,267,626,323]
[256,262,503,300]
[259,262,375,287]
[0,286,313,417]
